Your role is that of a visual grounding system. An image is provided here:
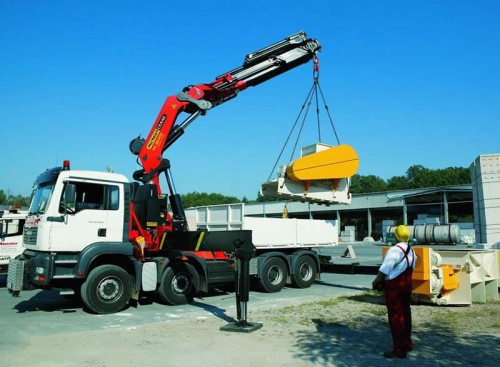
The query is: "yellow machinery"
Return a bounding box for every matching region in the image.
[383,246,499,305]
[285,144,359,181]
[261,143,359,205]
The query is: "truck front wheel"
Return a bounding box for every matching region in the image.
[158,262,200,305]
[81,265,131,314]
[257,257,288,293]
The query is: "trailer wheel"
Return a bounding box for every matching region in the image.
[81,265,131,314]
[291,256,317,289]
[258,257,287,293]
[158,262,199,305]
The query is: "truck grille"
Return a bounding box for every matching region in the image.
[7,258,25,292]
[23,227,38,245]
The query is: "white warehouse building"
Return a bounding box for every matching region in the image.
[243,184,474,242]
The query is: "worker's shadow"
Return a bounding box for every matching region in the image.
[295,310,500,367]
[315,280,370,292]
[294,317,388,366]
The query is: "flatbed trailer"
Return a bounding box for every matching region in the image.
[186,203,340,292]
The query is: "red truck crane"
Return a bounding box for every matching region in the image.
[128,31,322,240]
[8,32,328,329]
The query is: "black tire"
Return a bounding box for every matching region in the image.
[158,262,200,305]
[81,265,131,314]
[291,256,317,289]
[258,257,288,293]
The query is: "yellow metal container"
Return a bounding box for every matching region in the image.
[286,144,359,181]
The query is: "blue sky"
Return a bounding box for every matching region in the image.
[1,0,499,200]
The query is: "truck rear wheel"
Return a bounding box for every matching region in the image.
[158,262,199,305]
[291,255,317,289]
[81,265,131,314]
[257,257,287,293]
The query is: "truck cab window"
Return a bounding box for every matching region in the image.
[76,182,105,211]
[59,182,105,213]
[60,182,119,213]
[108,185,119,210]
[30,182,54,215]
[1,219,25,237]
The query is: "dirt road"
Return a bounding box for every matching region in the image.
[3,291,499,367]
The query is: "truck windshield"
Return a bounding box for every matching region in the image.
[29,182,55,215]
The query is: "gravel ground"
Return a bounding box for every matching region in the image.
[4,291,500,367]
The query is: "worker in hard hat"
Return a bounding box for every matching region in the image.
[372,224,416,359]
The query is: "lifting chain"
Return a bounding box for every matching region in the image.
[267,56,342,181]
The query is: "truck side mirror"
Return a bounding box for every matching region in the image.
[64,183,77,205]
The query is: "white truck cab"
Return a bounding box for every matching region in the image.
[7,162,136,307]
[23,166,129,253]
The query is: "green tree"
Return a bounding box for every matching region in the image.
[350,174,387,194]
[432,167,471,186]
[181,191,241,208]
[386,175,410,191]
[403,165,470,189]
[8,194,30,207]
[406,165,433,188]
[0,190,30,207]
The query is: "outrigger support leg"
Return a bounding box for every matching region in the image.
[220,238,263,333]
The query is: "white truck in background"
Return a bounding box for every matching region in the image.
[0,207,27,275]
[186,203,339,292]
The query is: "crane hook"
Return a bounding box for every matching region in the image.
[313,56,320,80]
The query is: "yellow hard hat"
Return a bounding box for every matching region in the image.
[394,225,410,242]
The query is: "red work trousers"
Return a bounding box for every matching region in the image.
[384,267,413,355]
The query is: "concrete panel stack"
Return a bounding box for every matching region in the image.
[340,225,356,242]
[470,154,500,245]
[414,214,440,225]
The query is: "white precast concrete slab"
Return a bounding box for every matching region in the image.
[243,217,338,248]
[471,153,500,244]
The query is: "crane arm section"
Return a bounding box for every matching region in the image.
[130,31,321,187]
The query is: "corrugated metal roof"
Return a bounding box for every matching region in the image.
[245,184,472,215]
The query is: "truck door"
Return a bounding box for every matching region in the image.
[103,184,125,242]
[49,181,124,252]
